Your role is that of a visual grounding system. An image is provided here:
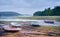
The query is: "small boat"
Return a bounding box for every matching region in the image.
[10,22,22,27]
[31,21,40,27]
[3,25,21,32]
[44,20,54,24]
[31,24,40,27]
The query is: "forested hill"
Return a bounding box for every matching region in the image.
[0,12,22,17]
[33,6,60,16]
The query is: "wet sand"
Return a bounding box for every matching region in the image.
[0,26,60,37]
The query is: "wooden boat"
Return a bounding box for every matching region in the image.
[3,25,21,32]
[44,20,54,24]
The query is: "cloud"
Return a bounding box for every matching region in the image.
[0,0,60,15]
[0,0,31,8]
[25,0,60,8]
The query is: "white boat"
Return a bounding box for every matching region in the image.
[10,22,22,27]
[3,25,21,32]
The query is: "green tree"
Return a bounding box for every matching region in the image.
[33,11,42,16]
[42,8,51,16]
[33,6,60,16]
[45,8,52,16]
[51,6,60,16]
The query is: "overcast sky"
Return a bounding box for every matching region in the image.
[0,0,60,15]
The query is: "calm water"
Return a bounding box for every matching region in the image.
[0,18,60,26]
[38,20,60,26]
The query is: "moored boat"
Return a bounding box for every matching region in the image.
[44,20,54,24]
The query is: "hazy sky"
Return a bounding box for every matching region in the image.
[0,0,60,15]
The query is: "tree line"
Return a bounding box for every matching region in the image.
[33,6,60,16]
